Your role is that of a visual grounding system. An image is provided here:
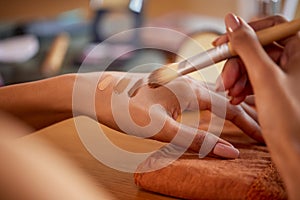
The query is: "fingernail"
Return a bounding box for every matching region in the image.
[113,77,130,94]
[226,13,240,33]
[128,78,144,97]
[213,143,239,158]
[215,76,224,92]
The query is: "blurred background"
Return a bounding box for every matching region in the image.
[0,0,299,85]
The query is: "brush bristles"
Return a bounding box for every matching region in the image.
[148,65,179,88]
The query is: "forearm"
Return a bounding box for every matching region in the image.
[265,131,300,200]
[256,83,300,199]
[262,110,300,199]
[0,74,75,129]
[0,71,132,130]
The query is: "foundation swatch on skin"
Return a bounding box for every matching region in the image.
[113,77,131,94]
[127,78,145,97]
[97,75,114,91]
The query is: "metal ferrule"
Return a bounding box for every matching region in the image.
[178,43,231,76]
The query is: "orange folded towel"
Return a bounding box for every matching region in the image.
[134,114,287,200]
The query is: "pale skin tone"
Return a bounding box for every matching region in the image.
[0,71,263,199]
[214,13,300,199]
[0,71,263,158]
[4,13,299,199]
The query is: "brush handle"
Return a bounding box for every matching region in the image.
[228,18,300,55]
[179,18,300,75]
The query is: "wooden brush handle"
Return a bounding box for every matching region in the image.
[228,18,300,55]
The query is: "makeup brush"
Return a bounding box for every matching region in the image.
[148,18,300,88]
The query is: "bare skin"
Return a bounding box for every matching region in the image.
[0,71,262,158]
[215,13,300,199]
[7,13,299,200]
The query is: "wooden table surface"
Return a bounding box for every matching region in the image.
[19,115,180,200]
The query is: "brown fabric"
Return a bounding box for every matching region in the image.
[134,113,287,200]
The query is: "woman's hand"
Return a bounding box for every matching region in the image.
[215,13,300,198]
[90,72,263,159]
[0,70,262,159]
[214,15,288,104]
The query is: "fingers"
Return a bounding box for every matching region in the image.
[224,13,283,94]
[247,15,287,31]
[199,89,264,143]
[230,95,247,105]
[216,58,244,91]
[264,43,284,64]
[212,15,287,46]
[215,56,254,100]
[218,44,282,94]
[225,103,264,143]
[212,34,229,46]
[215,15,286,101]
[154,118,240,159]
[228,73,247,96]
[280,34,300,72]
[183,77,263,142]
[240,102,258,122]
[229,80,253,104]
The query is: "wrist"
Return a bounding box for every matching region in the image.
[72,72,122,130]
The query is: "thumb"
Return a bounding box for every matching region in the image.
[225,13,281,89]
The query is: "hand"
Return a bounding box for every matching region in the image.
[214,13,300,198]
[96,73,263,159]
[214,15,288,104]
[0,70,261,160]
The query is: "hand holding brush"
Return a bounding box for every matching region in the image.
[148,15,300,87]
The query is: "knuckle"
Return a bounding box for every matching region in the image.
[191,130,207,151]
[231,27,256,45]
[227,105,244,121]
